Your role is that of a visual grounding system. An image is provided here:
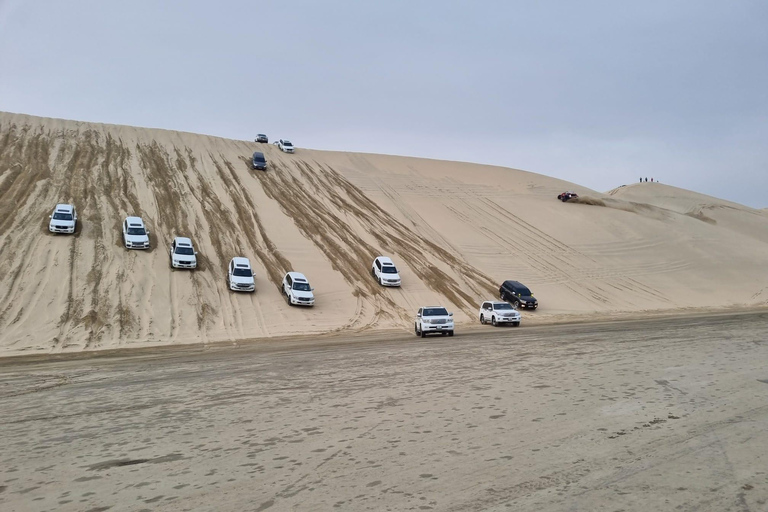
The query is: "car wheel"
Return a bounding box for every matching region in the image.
[513,322,520,327]
[513,300,520,308]
[414,323,419,336]
[480,314,485,324]
[441,332,447,336]
[420,325,426,338]
[448,331,454,337]
[492,316,497,326]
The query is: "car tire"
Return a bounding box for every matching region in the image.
[513,322,520,327]
[414,323,419,337]
[420,325,426,338]
[492,316,497,326]
[448,331,454,337]
[480,314,485,324]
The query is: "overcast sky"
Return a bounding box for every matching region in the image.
[1,1,766,207]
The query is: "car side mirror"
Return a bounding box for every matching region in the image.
[416,313,422,318]
[146,230,151,236]
[449,312,454,317]
[48,215,52,218]
[311,287,315,291]
[195,251,198,255]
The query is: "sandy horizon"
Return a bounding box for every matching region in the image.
[1,111,768,356]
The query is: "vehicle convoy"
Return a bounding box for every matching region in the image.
[122,216,150,249]
[414,306,454,337]
[499,280,538,309]
[228,257,255,292]
[255,134,268,143]
[169,237,198,269]
[276,139,295,153]
[371,256,401,286]
[48,204,77,234]
[251,151,267,171]
[282,272,315,306]
[557,191,579,202]
[479,301,521,326]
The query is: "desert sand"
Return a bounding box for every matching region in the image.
[1,111,767,356]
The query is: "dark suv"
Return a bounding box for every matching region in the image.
[251,151,267,171]
[499,280,538,309]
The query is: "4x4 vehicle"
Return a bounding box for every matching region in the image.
[499,280,538,309]
[169,237,198,269]
[255,134,268,143]
[228,257,255,292]
[371,256,401,287]
[414,306,454,337]
[557,191,579,202]
[276,139,295,153]
[122,216,150,249]
[251,151,267,171]
[48,204,77,234]
[282,271,315,306]
[479,301,521,326]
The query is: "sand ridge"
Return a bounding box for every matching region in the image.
[1,111,768,355]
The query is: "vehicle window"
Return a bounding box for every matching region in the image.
[517,287,532,296]
[126,227,146,235]
[417,308,422,316]
[175,247,194,255]
[52,212,73,220]
[423,308,448,316]
[286,275,292,286]
[494,303,513,310]
[292,282,311,291]
[284,141,293,146]
[381,266,398,274]
[375,260,381,270]
[233,267,252,277]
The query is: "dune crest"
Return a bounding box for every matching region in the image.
[1,112,767,355]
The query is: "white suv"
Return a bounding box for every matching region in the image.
[228,257,255,292]
[276,139,295,153]
[479,301,521,327]
[169,237,198,269]
[49,204,77,234]
[371,256,401,287]
[282,271,315,306]
[122,216,150,249]
[414,306,454,337]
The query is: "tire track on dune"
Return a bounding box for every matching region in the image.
[250,158,496,318]
[0,124,54,331]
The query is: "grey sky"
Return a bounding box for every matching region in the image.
[1,1,766,207]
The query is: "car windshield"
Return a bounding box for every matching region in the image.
[494,303,513,310]
[381,266,398,274]
[53,212,73,220]
[292,282,311,291]
[253,153,265,162]
[127,227,146,235]
[233,267,252,277]
[423,308,449,316]
[517,287,532,296]
[175,247,194,255]
[283,141,293,146]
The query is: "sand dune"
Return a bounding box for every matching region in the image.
[1,111,767,355]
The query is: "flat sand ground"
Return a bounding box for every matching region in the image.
[1,312,767,512]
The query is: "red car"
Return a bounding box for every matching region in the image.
[557,191,579,202]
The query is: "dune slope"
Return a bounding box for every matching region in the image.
[1,112,767,355]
